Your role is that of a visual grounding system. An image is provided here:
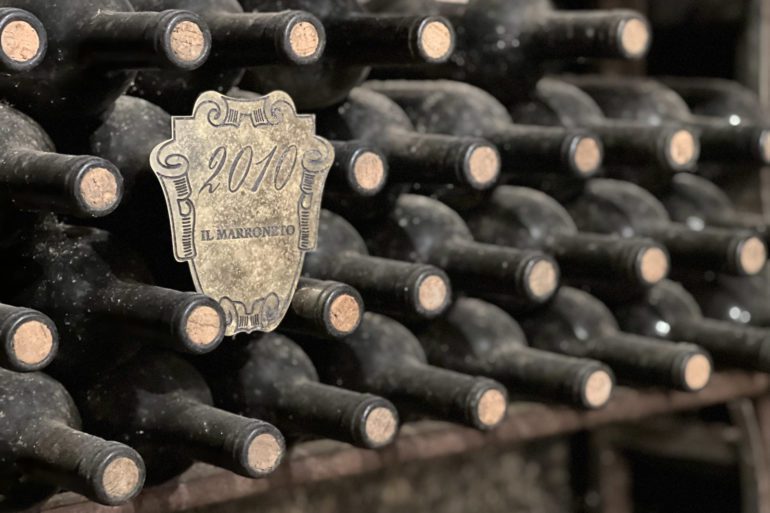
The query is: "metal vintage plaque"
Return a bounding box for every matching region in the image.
[150,91,333,335]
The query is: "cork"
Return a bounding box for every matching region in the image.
[353,151,386,192]
[619,18,650,57]
[583,370,613,408]
[419,20,453,60]
[80,167,119,212]
[247,433,283,473]
[185,305,221,347]
[169,20,205,62]
[417,275,448,313]
[12,319,53,366]
[329,294,361,335]
[289,21,320,59]
[639,247,669,285]
[668,130,697,167]
[476,389,506,427]
[467,146,500,186]
[364,407,398,445]
[101,457,141,500]
[527,260,558,300]
[759,130,770,164]
[1,20,40,63]
[573,137,602,175]
[739,236,767,275]
[683,354,712,391]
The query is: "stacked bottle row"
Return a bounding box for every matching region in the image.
[0,0,765,509]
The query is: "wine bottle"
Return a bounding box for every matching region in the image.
[511,78,701,173]
[464,185,670,289]
[296,312,509,430]
[609,280,770,372]
[0,0,211,142]
[304,210,452,319]
[75,350,285,484]
[363,194,561,305]
[317,88,500,190]
[516,287,712,391]
[0,305,57,372]
[660,77,769,124]
[562,75,770,165]
[365,79,604,179]
[0,221,226,382]
[661,173,769,245]
[129,0,325,114]
[416,297,615,409]
[565,179,767,277]
[679,272,770,328]
[0,102,123,218]
[0,368,144,507]
[240,0,455,110]
[279,277,364,338]
[197,333,399,449]
[366,0,650,104]
[0,8,46,72]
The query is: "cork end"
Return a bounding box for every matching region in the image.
[101,457,141,502]
[476,388,507,428]
[639,247,669,285]
[247,433,283,474]
[417,274,449,313]
[11,319,54,366]
[683,354,712,391]
[527,259,559,300]
[364,407,398,446]
[467,145,500,188]
[583,369,613,409]
[184,305,222,347]
[418,20,454,61]
[619,17,650,58]
[739,236,767,275]
[169,20,206,63]
[1,20,40,63]
[79,166,120,213]
[288,21,321,59]
[572,136,602,176]
[759,130,770,164]
[668,129,698,167]
[329,294,361,335]
[352,151,386,193]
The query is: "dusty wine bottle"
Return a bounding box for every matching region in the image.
[661,173,770,245]
[563,75,770,165]
[197,333,399,449]
[661,77,769,125]
[516,287,712,391]
[240,0,455,110]
[365,79,604,179]
[0,369,144,508]
[565,179,767,276]
[609,280,770,372]
[0,222,226,381]
[0,304,57,372]
[316,88,500,190]
[75,350,285,484]
[416,297,615,409]
[279,278,364,338]
[129,0,324,114]
[366,0,650,103]
[511,78,701,173]
[363,194,560,305]
[296,312,509,430]
[0,8,46,72]
[678,272,770,329]
[0,102,123,218]
[464,185,670,289]
[303,210,452,319]
[0,0,211,141]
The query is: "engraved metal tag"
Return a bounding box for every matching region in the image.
[150,91,334,335]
